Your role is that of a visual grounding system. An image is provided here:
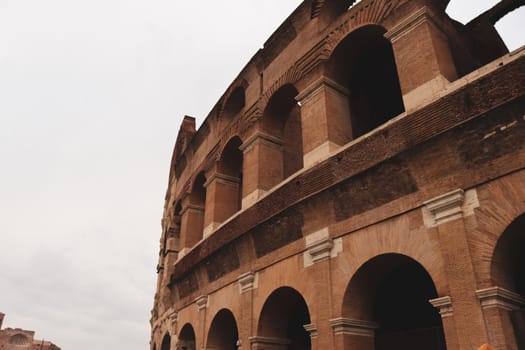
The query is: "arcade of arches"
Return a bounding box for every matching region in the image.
[152,1,525,350]
[154,210,525,350]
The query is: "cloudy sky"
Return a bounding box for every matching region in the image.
[0,1,523,349]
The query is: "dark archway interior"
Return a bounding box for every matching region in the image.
[328,25,405,139]
[179,324,196,350]
[207,309,239,350]
[258,287,311,350]
[218,136,243,212]
[222,87,245,123]
[344,254,446,350]
[373,262,446,350]
[492,214,525,349]
[166,201,182,250]
[263,84,303,181]
[191,172,206,207]
[161,333,171,350]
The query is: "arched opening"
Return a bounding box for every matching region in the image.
[8,334,30,345]
[161,333,171,350]
[327,25,405,139]
[222,87,245,125]
[182,172,206,248]
[317,0,360,23]
[342,254,446,350]
[217,136,243,218]
[257,287,311,350]
[262,84,304,185]
[178,324,196,350]
[491,214,525,349]
[206,309,239,350]
[152,343,157,350]
[165,201,182,254]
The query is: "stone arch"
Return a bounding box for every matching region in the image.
[260,65,303,109]
[261,83,303,184]
[324,0,401,53]
[215,136,244,218]
[219,85,246,125]
[181,171,206,248]
[165,200,182,254]
[8,333,30,345]
[340,253,446,350]
[326,23,404,139]
[206,309,239,350]
[255,286,312,350]
[490,213,525,349]
[315,0,360,22]
[160,332,171,350]
[178,323,196,350]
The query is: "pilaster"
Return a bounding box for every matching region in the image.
[296,77,352,167]
[385,6,458,110]
[476,287,524,350]
[240,132,283,208]
[423,188,488,350]
[330,318,377,350]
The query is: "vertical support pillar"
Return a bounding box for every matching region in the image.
[330,318,377,350]
[430,296,461,350]
[196,295,208,350]
[169,310,179,347]
[240,132,283,208]
[423,189,487,350]
[180,194,205,250]
[296,77,352,168]
[476,287,525,350]
[238,272,257,350]
[203,172,241,237]
[304,228,343,350]
[304,324,318,349]
[385,7,458,110]
[249,337,290,350]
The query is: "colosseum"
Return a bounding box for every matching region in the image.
[150,0,525,349]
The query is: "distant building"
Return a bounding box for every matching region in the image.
[151,0,525,350]
[0,313,60,350]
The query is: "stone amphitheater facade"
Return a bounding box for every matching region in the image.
[150,1,525,349]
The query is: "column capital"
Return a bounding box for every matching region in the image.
[195,295,208,311]
[304,228,342,267]
[249,336,290,348]
[476,286,525,311]
[239,131,282,153]
[429,296,454,317]
[168,309,178,322]
[385,6,443,43]
[330,318,378,337]
[238,271,257,293]
[303,323,318,338]
[423,188,480,227]
[204,173,240,188]
[296,76,349,105]
[179,204,204,216]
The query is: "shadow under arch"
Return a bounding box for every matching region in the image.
[341,253,446,350]
[490,213,525,349]
[326,24,405,140]
[181,171,206,249]
[261,83,303,185]
[216,136,244,218]
[206,309,239,350]
[178,323,196,350]
[256,286,311,350]
[160,332,171,350]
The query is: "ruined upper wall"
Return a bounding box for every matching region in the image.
[160,0,521,264]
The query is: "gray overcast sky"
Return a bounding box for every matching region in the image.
[0,1,523,349]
